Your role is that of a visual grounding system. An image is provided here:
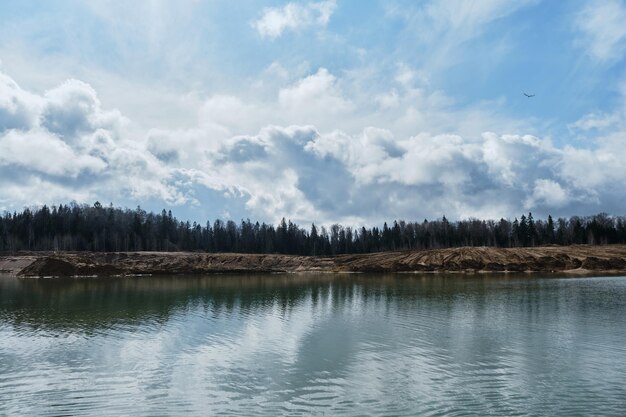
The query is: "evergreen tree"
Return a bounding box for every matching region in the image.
[546,215,555,244]
[527,212,537,246]
[1,203,625,255]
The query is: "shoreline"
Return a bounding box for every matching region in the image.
[2,245,626,277]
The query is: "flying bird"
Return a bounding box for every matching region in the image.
[523,93,535,98]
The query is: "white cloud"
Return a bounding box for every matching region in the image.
[526,179,571,209]
[2,65,626,223]
[0,175,93,208]
[375,90,400,109]
[394,63,431,89]
[576,0,626,62]
[388,0,535,73]
[569,112,620,131]
[41,79,126,141]
[560,133,626,189]
[253,1,337,39]
[199,95,259,136]
[174,118,626,223]
[278,68,353,122]
[426,0,532,28]
[0,72,42,132]
[0,129,106,177]
[0,71,194,211]
[303,129,571,220]
[569,82,626,134]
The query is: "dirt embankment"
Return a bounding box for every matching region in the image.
[3,245,626,277]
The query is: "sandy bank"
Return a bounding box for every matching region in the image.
[2,245,626,277]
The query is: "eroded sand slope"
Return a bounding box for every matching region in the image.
[3,245,626,277]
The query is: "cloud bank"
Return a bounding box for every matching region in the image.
[1,65,625,225]
[0,73,187,209]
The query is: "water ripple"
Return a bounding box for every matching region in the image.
[1,274,625,415]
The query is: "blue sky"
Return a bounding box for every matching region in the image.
[1,0,626,225]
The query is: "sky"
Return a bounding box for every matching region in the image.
[1,0,626,225]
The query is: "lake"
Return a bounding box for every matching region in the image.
[1,273,625,416]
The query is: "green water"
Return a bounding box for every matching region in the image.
[1,274,625,416]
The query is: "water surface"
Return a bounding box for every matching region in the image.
[1,273,625,416]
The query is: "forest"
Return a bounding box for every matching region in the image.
[1,202,625,254]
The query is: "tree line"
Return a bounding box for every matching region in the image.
[1,202,625,254]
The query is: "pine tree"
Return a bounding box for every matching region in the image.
[546,215,555,244]
[519,215,528,246]
[512,218,520,247]
[527,212,537,246]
